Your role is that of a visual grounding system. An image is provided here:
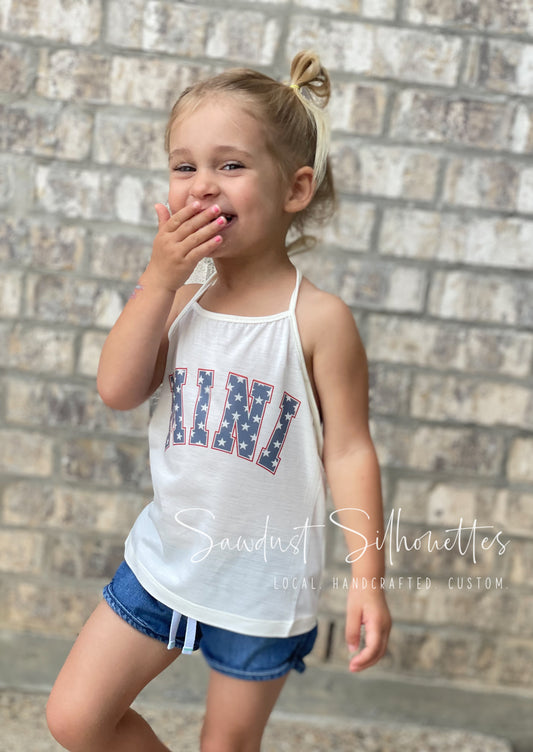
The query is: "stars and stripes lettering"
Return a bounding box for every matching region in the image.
[165,368,188,449]
[257,393,301,475]
[212,373,273,461]
[163,367,299,472]
[189,369,214,447]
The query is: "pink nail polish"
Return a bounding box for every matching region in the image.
[216,216,226,226]
[212,204,220,214]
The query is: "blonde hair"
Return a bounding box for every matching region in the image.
[164,50,336,252]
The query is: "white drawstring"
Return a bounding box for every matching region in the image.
[167,610,197,653]
[168,610,181,650]
[183,616,197,654]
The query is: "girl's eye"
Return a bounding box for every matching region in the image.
[173,164,195,172]
[222,162,244,171]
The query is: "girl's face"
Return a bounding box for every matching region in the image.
[167,95,291,260]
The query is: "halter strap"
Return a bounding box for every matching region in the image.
[288,267,303,313]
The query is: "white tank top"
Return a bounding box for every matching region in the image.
[125,268,327,637]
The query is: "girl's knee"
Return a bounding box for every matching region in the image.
[200,727,260,752]
[46,692,78,750]
[201,740,257,752]
[46,686,100,752]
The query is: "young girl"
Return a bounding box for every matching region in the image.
[47,50,391,752]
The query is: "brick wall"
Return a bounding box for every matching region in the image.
[1,0,532,694]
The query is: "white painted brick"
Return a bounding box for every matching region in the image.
[466,38,533,97]
[367,314,533,377]
[405,0,533,35]
[90,231,152,281]
[411,374,533,429]
[4,581,100,636]
[8,325,75,375]
[105,0,145,47]
[321,200,376,251]
[1,0,102,45]
[3,481,146,535]
[6,379,148,436]
[0,41,36,94]
[500,491,533,537]
[93,112,167,170]
[36,49,110,103]
[518,168,533,214]
[330,81,387,135]
[35,164,113,220]
[331,138,439,200]
[362,0,396,19]
[78,331,107,378]
[289,16,462,85]
[142,2,210,56]
[115,174,169,225]
[109,56,212,110]
[0,530,43,574]
[428,271,533,327]
[339,260,426,312]
[206,12,281,64]
[443,156,522,212]
[0,271,22,317]
[0,430,53,477]
[294,0,396,19]
[380,209,533,269]
[371,420,504,476]
[508,439,533,483]
[511,103,533,154]
[390,89,515,151]
[2,101,93,161]
[340,259,385,306]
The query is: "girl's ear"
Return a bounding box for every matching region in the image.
[284,166,315,214]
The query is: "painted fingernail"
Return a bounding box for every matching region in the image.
[216,216,226,226]
[212,204,220,214]
[214,235,223,243]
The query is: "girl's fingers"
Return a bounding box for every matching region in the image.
[182,214,226,256]
[151,203,225,285]
[165,201,202,231]
[185,232,224,265]
[167,203,221,237]
[154,203,171,229]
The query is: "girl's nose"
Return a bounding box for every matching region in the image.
[189,169,220,199]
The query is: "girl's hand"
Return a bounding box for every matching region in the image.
[345,588,391,673]
[144,202,226,291]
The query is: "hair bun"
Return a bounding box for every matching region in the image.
[289,50,331,107]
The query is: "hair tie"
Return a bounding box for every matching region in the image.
[290,83,300,91]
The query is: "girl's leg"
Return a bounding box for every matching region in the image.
[200,669,289,752]
[46,600,180,752]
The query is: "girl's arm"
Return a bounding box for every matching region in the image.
[97,201,225,410]
[310,293,391,673]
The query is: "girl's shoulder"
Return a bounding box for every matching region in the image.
[297,275,365,360]
[298,275,358,331]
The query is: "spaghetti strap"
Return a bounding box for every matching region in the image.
[168,271,217,339]
[188,270,217,307]
[287,266,323,454]
[288,268,303,313]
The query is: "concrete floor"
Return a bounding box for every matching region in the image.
[1,631,530,751]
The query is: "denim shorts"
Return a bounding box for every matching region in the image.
[103,561,317,682]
